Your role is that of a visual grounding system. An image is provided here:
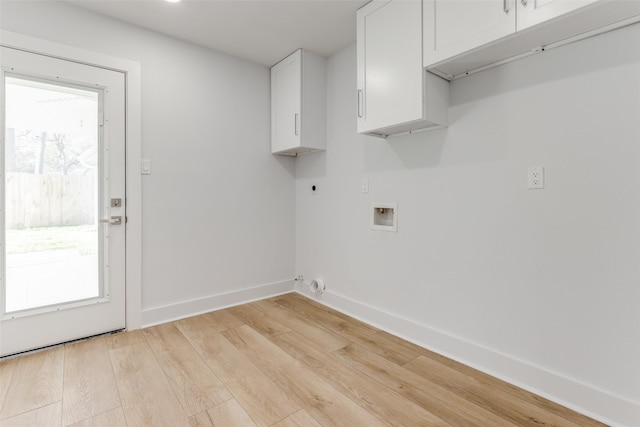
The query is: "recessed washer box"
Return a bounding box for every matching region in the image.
[372,203,397,232]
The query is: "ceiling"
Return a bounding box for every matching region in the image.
[68,0,369,67]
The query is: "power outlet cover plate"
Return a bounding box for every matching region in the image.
[361,178,369,194]
[528,166,544,189]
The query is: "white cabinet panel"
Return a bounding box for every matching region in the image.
[424,0,640,78]
[272,50,301,154]
[424,0,515,67]
[517,0,598,30]
[358,0,448,138]
[271,49,325,156]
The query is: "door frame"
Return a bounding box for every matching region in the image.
[0,30,142,331]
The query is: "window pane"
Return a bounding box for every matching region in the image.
[4,76,101,313]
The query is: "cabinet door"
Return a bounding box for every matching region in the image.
[517,0,599,30]
[357,0,423,133]
[424,0,516,68]
[271,50,301,153]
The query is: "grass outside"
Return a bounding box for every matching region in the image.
[6,225,98,255]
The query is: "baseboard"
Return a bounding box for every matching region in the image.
[141,280,295,327]
[295,286,640,427]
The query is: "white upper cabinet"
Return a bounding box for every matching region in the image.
[357,0,449,138]
[424,0,640,79]
[517,0,598,30]
[424,0,515,68]
[271,49,326,156]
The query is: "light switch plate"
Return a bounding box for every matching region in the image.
[141,159,151,175]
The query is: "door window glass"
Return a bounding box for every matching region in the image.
[3,76,102,313]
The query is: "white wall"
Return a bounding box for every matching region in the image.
[2,1,639,424]
[296,25,640,426]
[0,1,296,324]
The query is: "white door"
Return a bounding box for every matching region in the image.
[423,0,516,67]
[0,46,126,357]
[357,0,423,133]
[271,49,301,154]
[517,0,599,30]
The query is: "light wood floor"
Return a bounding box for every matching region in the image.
[0,293,606,426]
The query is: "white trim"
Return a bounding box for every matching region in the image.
[295,287,640,427]
[0,30,143,331]
[142,280,296,327]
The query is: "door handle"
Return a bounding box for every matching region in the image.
[100,216,122,225]
[294,113,300,136]
[503,0,510,13]
[357,89,364,118]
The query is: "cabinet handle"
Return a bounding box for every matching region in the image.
[521,0,527,6]
[294,113,299,136]
[503,0,510,13]
[357,89,363,118]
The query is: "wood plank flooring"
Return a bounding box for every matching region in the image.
[0,293,607,426]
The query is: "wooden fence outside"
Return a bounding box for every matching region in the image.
[5,172,96,229]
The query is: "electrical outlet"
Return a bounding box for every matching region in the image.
[361,178,369,193]
[528,166,544,189]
